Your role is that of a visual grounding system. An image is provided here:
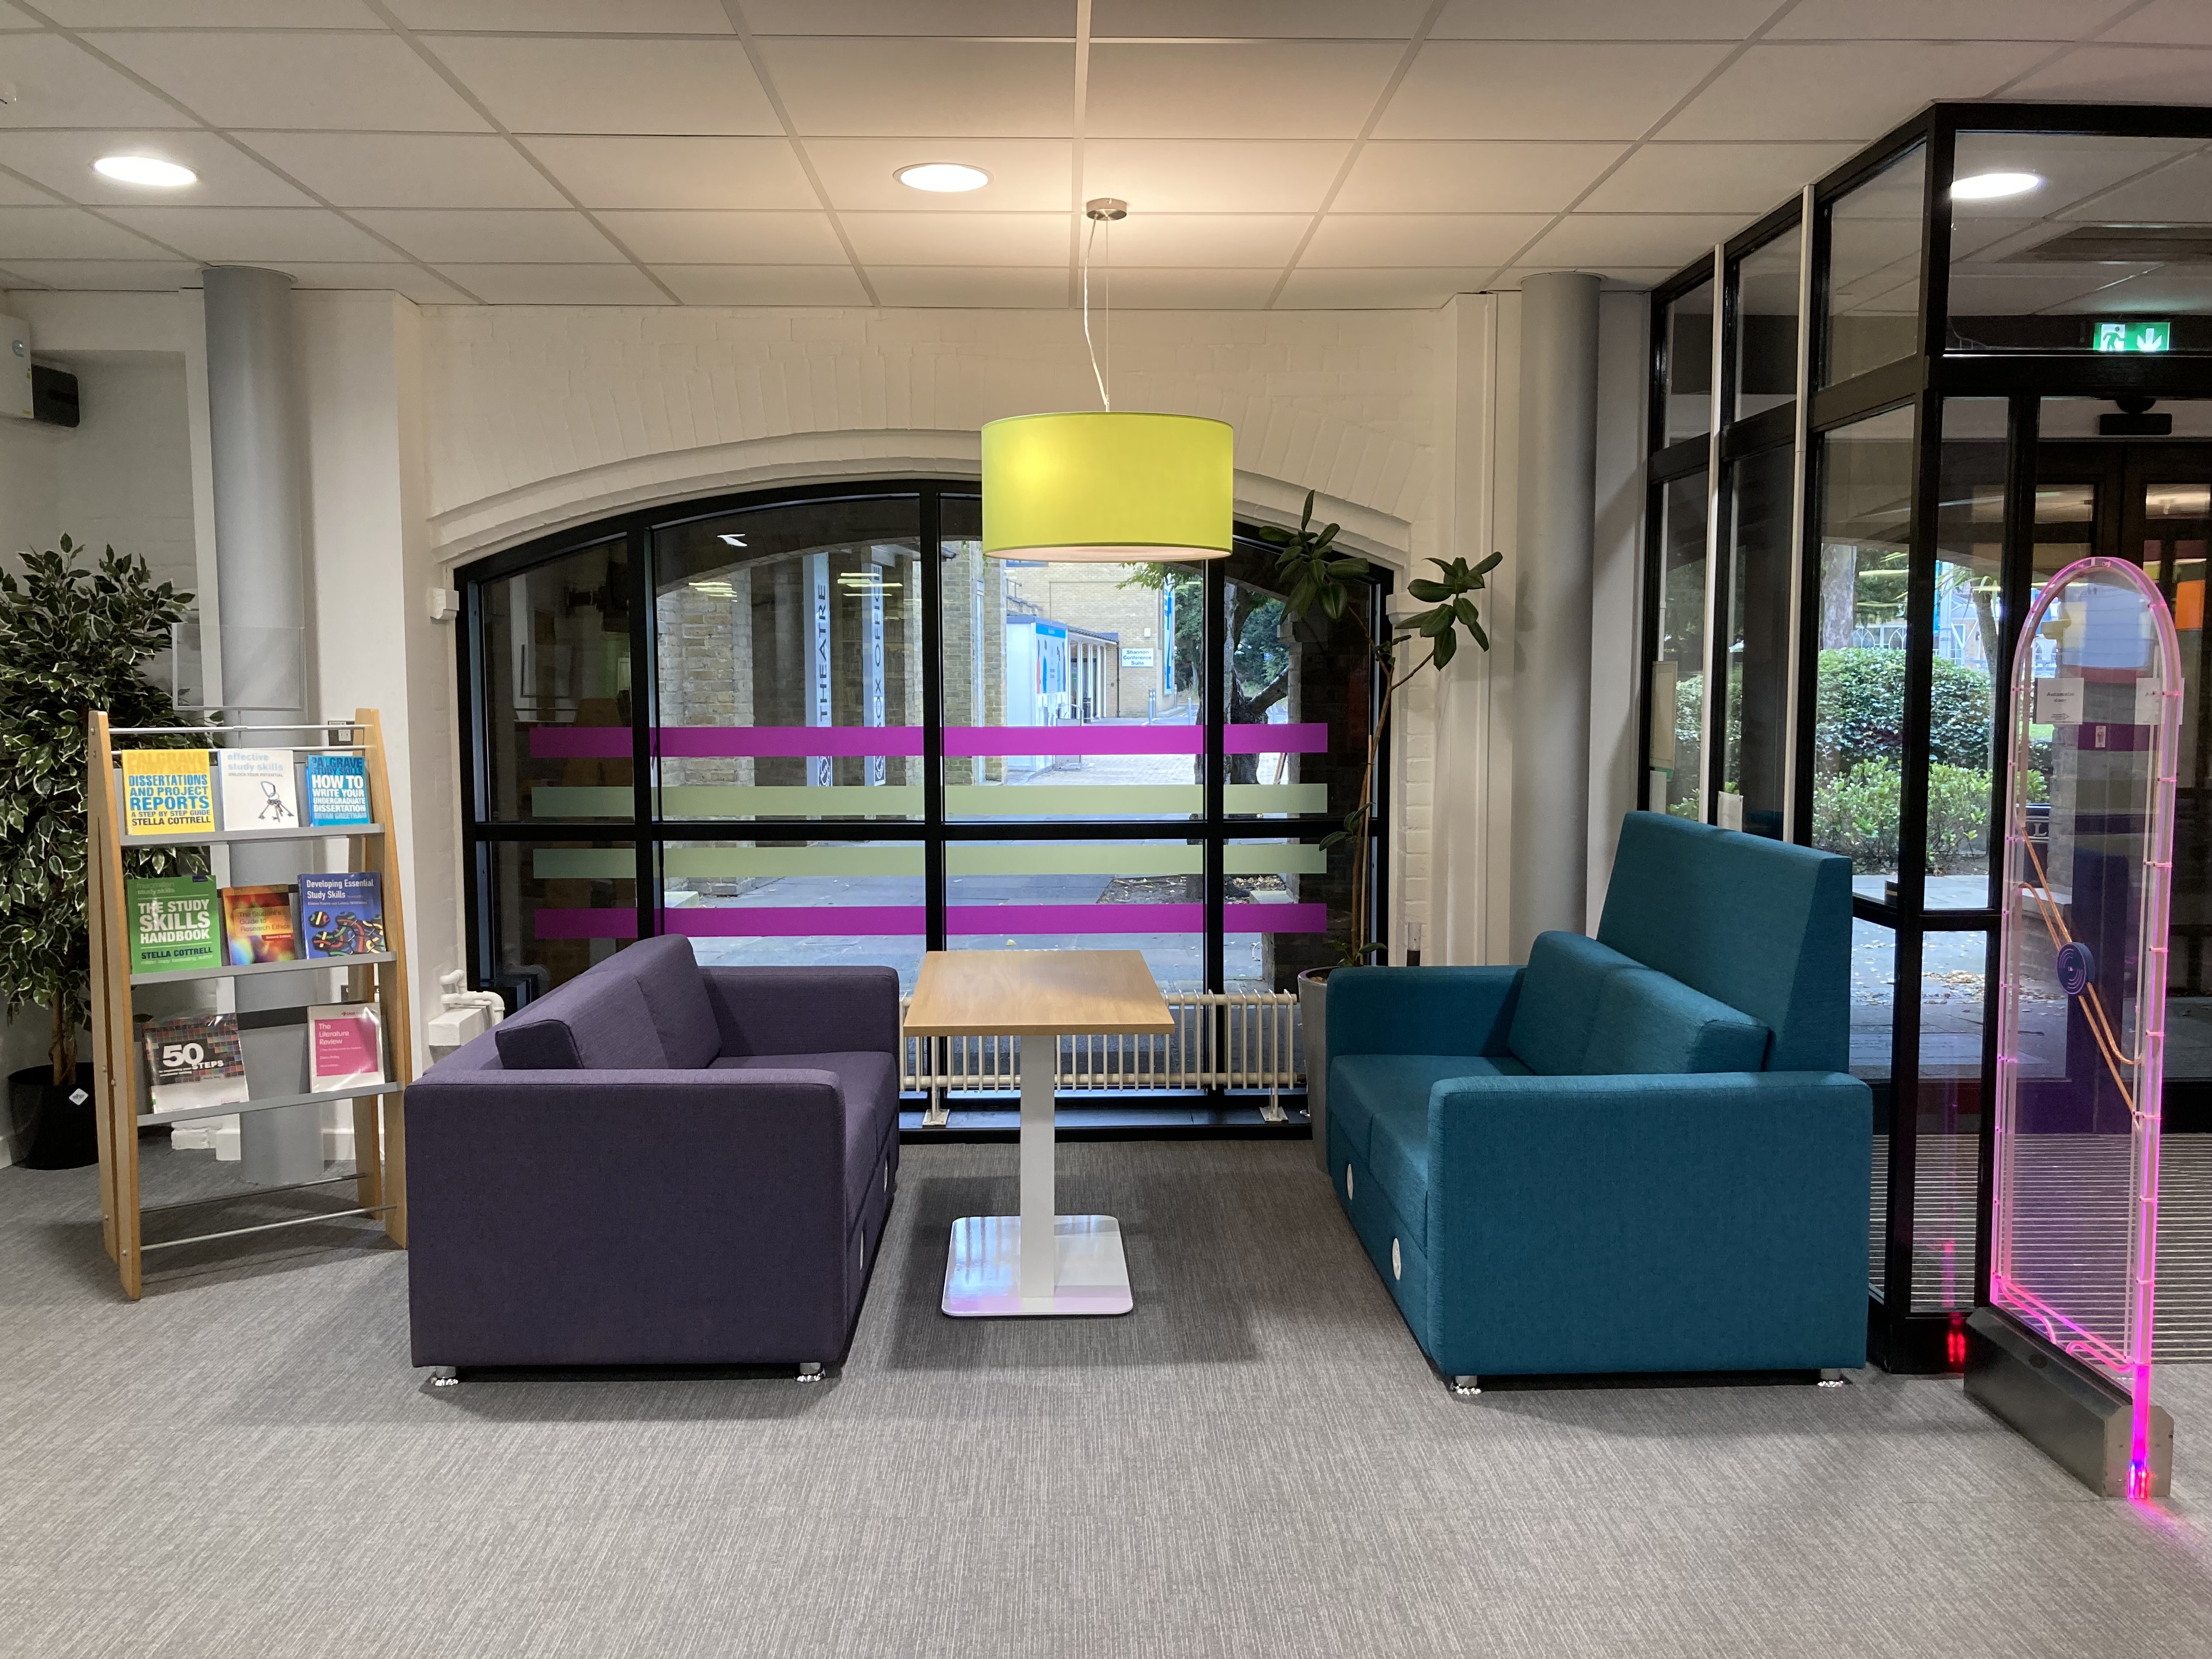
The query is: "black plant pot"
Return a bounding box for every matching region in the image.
[8,1064,99,1170]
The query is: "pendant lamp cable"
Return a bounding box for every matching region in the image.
[1082,198,1126,413]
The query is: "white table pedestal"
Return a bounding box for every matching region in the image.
[940,1032,1133,1317]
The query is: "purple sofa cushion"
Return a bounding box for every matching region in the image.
[712,1051,897,1219]
[620,935,720,1069]
[494,970,672,1070]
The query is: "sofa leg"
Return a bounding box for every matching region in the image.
[797,1362,826,1384]
[1452,1375,1481,1397]
[1818,1369,1846,1389]
[429,1367,460,1389]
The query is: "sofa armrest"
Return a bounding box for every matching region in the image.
[701,964,901,1058]
[1423,1070,1872,1374]
[1326,965,1522,1060]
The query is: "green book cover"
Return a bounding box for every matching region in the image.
[127,875,222,974]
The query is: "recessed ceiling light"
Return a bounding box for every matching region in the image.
[93,155,197,189]
[896,162,990,194]
[1952,171,2042,201]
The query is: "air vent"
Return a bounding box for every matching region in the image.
[2015,224,2212,264]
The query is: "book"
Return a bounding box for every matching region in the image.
[304,753,372,826]
[120,749,215,837]
[140,1013,249,1116]
[298,872,387,959]
[220,884,298,966]
[217,748,299,832]
[126,874,222,974]
[309,1002,385,1093]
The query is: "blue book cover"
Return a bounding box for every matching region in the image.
[304,753,371,825]
[298,872,387,960]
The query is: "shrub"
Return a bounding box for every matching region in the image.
[1815,648,1992,772]
[1811,758,1995,876]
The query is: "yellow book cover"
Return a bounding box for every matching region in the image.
[120,749,216,836]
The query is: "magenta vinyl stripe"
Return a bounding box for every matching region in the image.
[529,723,1327,760]
[533,902,1327,941]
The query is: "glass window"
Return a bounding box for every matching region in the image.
[1223,544,1377,822]
[653,496,922,822]
[490,839,636,1000]
[1733,229,1801,421]
[1824,143,1927,386]
[1720,442,1795,837]
[947,840,1205,991]
[478,538,633,823]
[1854,916,1896,1296]
[1946,133,2212,353]
[1927,399,2006,909]
[658,838,926,991]
[1649,471,1709,817]
[1662,275,1714,446]
[1812,405,1916,897]
[1913,929,1988,1313]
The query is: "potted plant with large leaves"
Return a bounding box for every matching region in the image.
[1251,494,1501,1168]
[0,537,197,1167]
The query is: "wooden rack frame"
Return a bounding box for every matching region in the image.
[86,708,414,1298]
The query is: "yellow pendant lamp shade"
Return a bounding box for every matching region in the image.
[981,411,1233,562]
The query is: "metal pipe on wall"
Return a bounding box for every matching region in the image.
[202,264,321,1186]
[1509,271,1601,957]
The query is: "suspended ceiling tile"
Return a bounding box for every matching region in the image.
[1579,142,1862,215]
[593,210,848,264]
[1657,43,2055,142]
[1335,142,1629,214]
[1275,267,1491,308]
[46,1,379,20]
[0,258,201,289]
[519,137,817,211]
[87,32,488,132]
[2101,0,2212,46]
[1517,212,1751,267]
[806,138,1070,213]
[1379,42,1730,140]
[242,133,568,210]
[1301,213,1550,268]
[0,35,198,129]
[352,208,625,263]
[1087,43,1404,140]
[431,264,669,303]
[99,205,396,262]
[0,3,38,25]
[760,39,1075,138]
[841,211,1066,266]
[0,129,313,208]
[387,0,735,29]
[2044,268,2212,314]
[1097,267,1279,308]
[2068,151,2212,225]
[280,261,476,302]
[865,265,1068,307]
[0,172,56,204]
[743,1,1074,31]
[423,36,780,137]
[1431,0,1776,37]
[2006,45,2212,105]
[1947,272,2149,315]
[1082,140,1350,213]
[652,264,871,306]
[1769,0,2134,40]
[1096,0,1429,35]
[0,204,174,258]
[1099,213,1308,267]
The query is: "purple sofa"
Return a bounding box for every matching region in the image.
[405,936,902,1374]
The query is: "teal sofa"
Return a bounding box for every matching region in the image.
[1325,812,1870,1385]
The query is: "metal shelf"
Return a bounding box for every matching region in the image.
[119,821,383,848]
[129,951,394,988]
[139,1080,399,1129]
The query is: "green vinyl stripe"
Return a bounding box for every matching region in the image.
[532,781,1319,819]
[661,785,924,817]
[945,785,1201,816]
[530,786,634,817]
[1225,843,1327,876]
[532,848,635,879]
[663,845,924,878]
[1224,784,1328,814]
[945,844,1200,876]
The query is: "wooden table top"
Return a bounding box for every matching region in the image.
[903,949,1176,1037]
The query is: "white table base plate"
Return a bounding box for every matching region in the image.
[941,1214,1134,1317]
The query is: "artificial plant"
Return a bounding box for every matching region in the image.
[1259,493,1502,967]
[0,536,198,1084]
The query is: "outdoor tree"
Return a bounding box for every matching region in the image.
[0,537,198,1084]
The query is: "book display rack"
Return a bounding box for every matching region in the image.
[86,708,414,1298]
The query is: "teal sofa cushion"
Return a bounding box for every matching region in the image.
[1367,1101,1432,1247]
[1506,932,1639,1076]
[1581,966,1770,1075]
[1330,1052,1528,1165]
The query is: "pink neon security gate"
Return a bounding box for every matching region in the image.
[1989,556,2179,1499]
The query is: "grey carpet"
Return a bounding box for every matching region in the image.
[4,1138,2212,1659]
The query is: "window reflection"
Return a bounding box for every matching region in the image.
[1825,143,1926,386]
[1663,276,1714,445]
[1734,230,1801,420]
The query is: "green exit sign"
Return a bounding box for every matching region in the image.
[2093,319,2171,353]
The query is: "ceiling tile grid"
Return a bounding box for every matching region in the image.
[0,3,2199,308]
